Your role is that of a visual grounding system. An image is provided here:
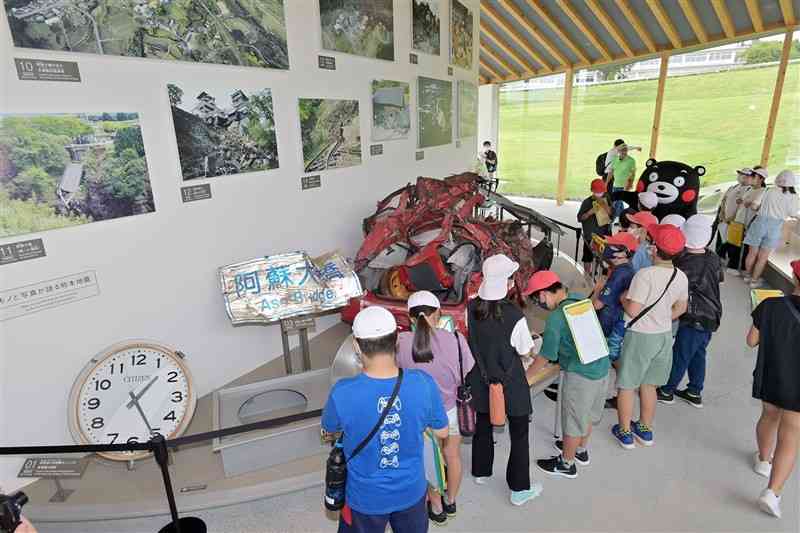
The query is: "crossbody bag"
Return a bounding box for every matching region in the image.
[626,268,678,330]
[454,331,476,436]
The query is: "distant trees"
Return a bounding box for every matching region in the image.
[168,84,184,107]
[114,125,146,157]
[743,40,800,64]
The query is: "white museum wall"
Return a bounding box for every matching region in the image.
[0,0,479,490]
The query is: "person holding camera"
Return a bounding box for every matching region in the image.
[322,306,448,533]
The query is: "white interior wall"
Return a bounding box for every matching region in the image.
[0,0,479,491]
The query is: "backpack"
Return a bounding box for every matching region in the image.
[595,152,607,177]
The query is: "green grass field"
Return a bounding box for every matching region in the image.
[499,63,800,200]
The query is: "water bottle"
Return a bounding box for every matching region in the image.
[324,442,346,511]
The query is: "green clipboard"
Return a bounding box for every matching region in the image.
[563,299,609,364]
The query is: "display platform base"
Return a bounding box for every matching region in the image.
[159,517,207,533]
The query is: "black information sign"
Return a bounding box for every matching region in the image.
[18,457,89,479]
[448,66,454,76]
[302,175,322,190]
[370,144,384,156]
[409,53,419,64]
[0,238,46,266]
[415,151,425,161]
[318,55,337,70]
[282,316,316,333]
[181,183,212,203]
[15,58,81,82]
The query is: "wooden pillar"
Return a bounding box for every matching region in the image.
[760,31,794,168]
[649,53,669,159]
[557,69,574,205]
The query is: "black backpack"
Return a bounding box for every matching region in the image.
[595,152,607,176]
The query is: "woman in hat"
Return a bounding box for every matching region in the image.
[466,254,542,506]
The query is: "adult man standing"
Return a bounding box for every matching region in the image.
[322,306,449,532]
[605,139,640,192]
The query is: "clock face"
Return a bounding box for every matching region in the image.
[69,341,196,461]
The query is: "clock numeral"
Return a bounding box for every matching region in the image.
[91,417,104,429]
[107,433,119,444]
[95,379,111,391]
[131,353,147,366]
[164,410,176,422]
[167,371,179,383]
[171,391,183,403]
[110,363,123,375]
[157,358,162,369]
[87,398,101,410]
[127,437,139,444]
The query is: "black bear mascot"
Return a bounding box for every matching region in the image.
[614,159,705,221]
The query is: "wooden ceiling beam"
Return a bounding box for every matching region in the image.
[559,1,613,60]
[480,58,504,82]
[481,3,554,71]
[614,0,657,53]
[497,0,571,68]
[744,0,764,32]
[521,0,591,64]
[779,0,796,26]
[481,21,542,74]
[479,75,489,85]
[584,0,635,57]
[480,39,520,77]
[677,0,709,43]
[710,0,736,39]
[646,0,683,49]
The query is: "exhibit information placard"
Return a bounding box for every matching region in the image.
[1,271,100,322]
[18,457,89,479]
[14,58,81,82]
[282,316,317,333]
[410,53,419,64]
[370,144,384,156]
[0,239,46,266]
[318,56,337,70]
[181,184,212,203]
[302,175,322,190]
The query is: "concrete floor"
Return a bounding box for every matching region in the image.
[39,248,798,532]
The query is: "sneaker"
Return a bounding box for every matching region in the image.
[753,452,772,478]
[749,279,763,288]
[553,440,590,466]
[473,476,490,485]
[632,421,654,446]
[611,424,635,450]
[509,482,543,506]
[743,274,752,283]
[675,389,703,408]
[758,488,782,518]
[443,497,456,516]
[656,387,675,404]
[604,396,618,409]
[427,501,448,526]
[727,268,740,277]
[536,455,578,479]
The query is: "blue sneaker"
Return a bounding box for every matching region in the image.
[611,424,635,450]
[632,421,654,446]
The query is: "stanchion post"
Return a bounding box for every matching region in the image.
[152,435,206,533]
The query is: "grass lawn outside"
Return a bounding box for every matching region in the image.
[498,62,800,200]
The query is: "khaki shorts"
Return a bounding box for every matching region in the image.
[617,330,673,389]
[447,407,460,437]
[561,371,609,437]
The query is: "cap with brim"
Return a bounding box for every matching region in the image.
[775,169,796,187]
[753,168,768,180]
[628,211,659,228]
[407,290,440,310]
[591,179,606,194]
[648,224,686,256]
[352,306,397,339]
[522,270,561,296]
[683,214,713,249]
[638,191,658,209]
[478,254,519,301]
[661,214,686,229]
[792,259,800,280]
[736,167,754,176]
[605,232,639,252]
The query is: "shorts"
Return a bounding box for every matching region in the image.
[561,371,609,437]
[617,330,673,389]
[743,216,785,250]
[339,495,427,533]
[447,407,459,437]
[607,321,625,362]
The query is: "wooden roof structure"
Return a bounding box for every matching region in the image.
[479,0,799,85]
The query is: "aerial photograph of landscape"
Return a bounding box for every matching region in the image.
[3,0,289,70]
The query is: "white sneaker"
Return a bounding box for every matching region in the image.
[758,488,782,518]
[753,452,772,478]
[727,268,741,277]
[743,274,752,283]
[509,481,543,506]
[474,476,490,485]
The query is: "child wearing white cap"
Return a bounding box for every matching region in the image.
[396,291,475,523]
[467,254,543,506]
[718,168,753,265]
[321,306,449,532]
[743,169,799,288]
[657,215,723,409]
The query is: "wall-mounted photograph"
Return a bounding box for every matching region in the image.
[450,0,473,70]
[168,84,279,181]
[371,80,411,142]
[417,76,452,149]
[412,0,440,56]
[0,113,154,238]
[299,98,362,172]
[319,0,394,61]
[3,0,289,70]
[458,80,478,138]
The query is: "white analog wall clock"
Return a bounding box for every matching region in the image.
[68,340,197,462]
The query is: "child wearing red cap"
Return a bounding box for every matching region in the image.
[612,224,689,449]
[746,259,800,519]
[577,179,613,277]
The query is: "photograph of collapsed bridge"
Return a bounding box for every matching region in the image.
[299,98,362,173]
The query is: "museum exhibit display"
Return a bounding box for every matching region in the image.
[298,98,362,172]
[449,0,473,70]
[411,0,440,56]
[2,0,290,70]
[318,0,394,61]
[0,112,154,238]
[167,83,279,181]
[417,76,452,149]
[457,79,477,139]
[370,80,411,142]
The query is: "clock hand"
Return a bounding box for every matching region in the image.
[128,391,156,436]
[126,375,159,409]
